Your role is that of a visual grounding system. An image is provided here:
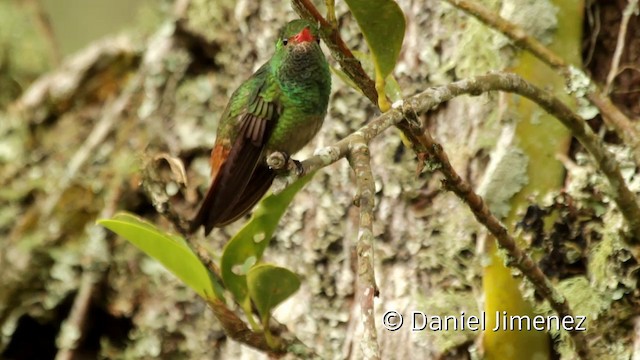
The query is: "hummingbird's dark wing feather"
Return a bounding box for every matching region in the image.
[191,83,280,235]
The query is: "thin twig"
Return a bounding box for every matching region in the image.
[444,0,565,69]
[444,0,640,165]
[408,116,590,359]
[605,0,639,94]
[583,1,600,67]
[290,0,431,156]
[207,299,320,358]
[347,137,380,360]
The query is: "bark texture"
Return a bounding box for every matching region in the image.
[1,0,639,359]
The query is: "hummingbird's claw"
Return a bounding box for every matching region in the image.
[292,159,304,176]
[267,151,304,176]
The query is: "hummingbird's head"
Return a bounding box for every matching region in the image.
[273,19,328,86]
[276,19,322,54]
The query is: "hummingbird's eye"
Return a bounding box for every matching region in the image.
[282,38,288,46]
[316,37,320,44]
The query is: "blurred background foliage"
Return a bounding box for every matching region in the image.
[0,0,160,107]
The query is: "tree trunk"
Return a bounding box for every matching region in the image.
[1,0,638,358]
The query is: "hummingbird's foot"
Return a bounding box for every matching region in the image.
[267,151,287,170]
[267,151,304,176]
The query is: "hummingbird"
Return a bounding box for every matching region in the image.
[191,19,331,235]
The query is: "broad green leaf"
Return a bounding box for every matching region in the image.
[247,264,300,323]
[98,212,223,301]
[345,0,405,110]
[220,173,315,306]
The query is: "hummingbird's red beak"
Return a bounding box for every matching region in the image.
[292,27,315,43]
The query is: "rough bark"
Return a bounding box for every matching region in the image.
[1,0,639,359]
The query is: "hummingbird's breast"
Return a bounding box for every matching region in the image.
[267,45,331,155]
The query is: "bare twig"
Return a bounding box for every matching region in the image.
[583,1,601,67]
[408,116,590,359]
[347,137,380,360]
[444,0,640,165]
[605,0,639,94]
[207,299,320,358]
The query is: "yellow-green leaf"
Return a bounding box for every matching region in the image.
[345,0,405,109]
[98,212,223,301]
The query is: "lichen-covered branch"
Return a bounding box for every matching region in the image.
[15,35,140,124]
[271,71,640,358]
[444,0,640,165]
[465,73,640,246]
[347,136,380,360]
[281,73,640,251]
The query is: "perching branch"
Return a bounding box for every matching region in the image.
[279,73,640,253]
[444,0,640,166]
[271,71,640,358]
[278,73,640,247]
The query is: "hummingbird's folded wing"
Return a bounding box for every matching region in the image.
[191,92,280,235]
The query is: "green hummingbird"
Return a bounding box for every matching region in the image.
[191,19,331,235]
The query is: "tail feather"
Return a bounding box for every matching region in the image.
[191,166,275,235]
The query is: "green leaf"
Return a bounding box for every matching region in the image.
[98,212,223,301]
[247,264,301,323]
[220,173,315,306]
[345,0,405,109]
